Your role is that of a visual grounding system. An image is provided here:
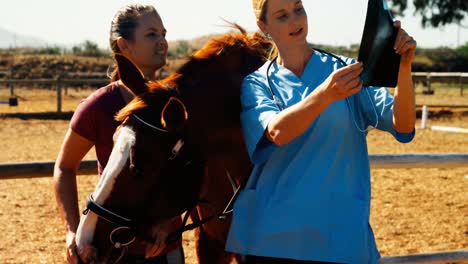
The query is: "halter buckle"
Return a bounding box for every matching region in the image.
[169,139,184,160]
[109,226,136,249]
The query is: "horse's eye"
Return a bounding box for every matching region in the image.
[135,169,144,178]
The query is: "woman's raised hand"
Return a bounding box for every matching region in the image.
[319,61,364,103]
[393,20,417,67]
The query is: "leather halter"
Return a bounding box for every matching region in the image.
[84,195,135,228]
[82,110,188,251]
[82,195,137,255]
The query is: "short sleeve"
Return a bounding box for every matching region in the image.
[70,98,97,142]
[240,74,280,164]
[356,86,415,143]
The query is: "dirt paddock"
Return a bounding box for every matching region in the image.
[0,88,467,263]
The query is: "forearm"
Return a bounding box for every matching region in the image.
[53,166,80,233]
[393,64,416,133]
[266,88,330,145]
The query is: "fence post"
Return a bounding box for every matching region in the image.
[64,76,68,96]
[460,75,464,96]
[56,75,62,113]
[421,105,428,129]
[8,80,14,96]
[425,74,433,94]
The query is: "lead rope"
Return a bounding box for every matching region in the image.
[113,246,128,264]
[225,169,239,193]
[165,169,242,243]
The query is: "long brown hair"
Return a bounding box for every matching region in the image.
[108,4,158,82]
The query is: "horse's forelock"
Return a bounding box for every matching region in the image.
[115,97,147,122]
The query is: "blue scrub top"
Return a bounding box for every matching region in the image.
[225,50,415,264]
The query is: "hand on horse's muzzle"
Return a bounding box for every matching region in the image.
[144,229,167,258]
[144,218,175,258]
[75,244,98,264]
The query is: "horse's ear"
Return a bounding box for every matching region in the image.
[161,97,188,132]
[115,54,147,96]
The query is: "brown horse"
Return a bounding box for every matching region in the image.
[75,25,270,263]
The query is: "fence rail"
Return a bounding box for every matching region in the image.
[0,71,107,78]
[0,78,108,85]
[416,104,468,108]
[412,72,468,83]
[369,153,468,169]
[379,249,468,264]
[412,72,467,95]
[0,78,108,112]
[0,160,96,179]
[1,154,467,179]
[0,72,466,112]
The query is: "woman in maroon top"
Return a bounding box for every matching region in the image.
[53,4,184,264]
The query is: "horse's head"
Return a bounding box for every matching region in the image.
[75,55,204,263]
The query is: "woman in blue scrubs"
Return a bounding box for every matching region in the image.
[225,0,417,263]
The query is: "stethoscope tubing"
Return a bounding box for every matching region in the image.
[265,48,379,132]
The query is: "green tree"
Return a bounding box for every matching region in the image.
[82,40,101,57]
[71,40,105,57]
[176,40,193,57]
[456,41,468,55]
[36,46,62,55]
[72,45,82,54]
[390,0,468,27]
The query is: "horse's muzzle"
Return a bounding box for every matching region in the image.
[76,244,98,264]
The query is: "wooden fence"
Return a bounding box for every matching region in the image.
[1,153,467,179]
[0,153,467,263]
[0,72,466,113]
[379,250,468,264]
[0,77,108,113]
[412,72,468,95]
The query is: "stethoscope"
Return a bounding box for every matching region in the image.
[265,47,379,132]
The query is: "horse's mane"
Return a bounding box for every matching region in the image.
[115,82,168,122]
[192,24,249,59]
[116,24,268,122]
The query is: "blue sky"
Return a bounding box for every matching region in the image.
[1,0,466,48]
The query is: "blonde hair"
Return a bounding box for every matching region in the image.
[252,0,268,21]
[251,0,277,59]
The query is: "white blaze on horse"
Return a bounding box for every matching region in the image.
[76,125,136,261]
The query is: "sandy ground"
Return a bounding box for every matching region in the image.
[0,87,467,263]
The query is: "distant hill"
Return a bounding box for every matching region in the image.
[0,27,48,48]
